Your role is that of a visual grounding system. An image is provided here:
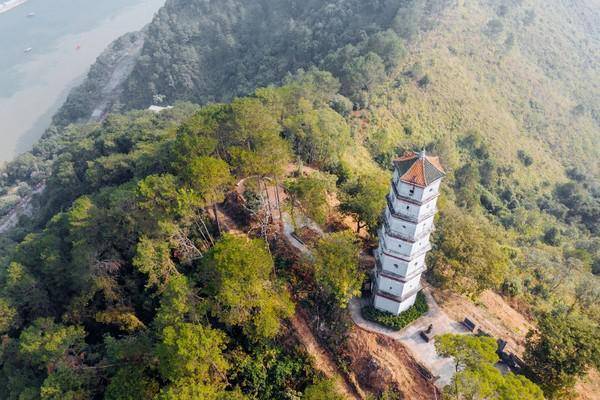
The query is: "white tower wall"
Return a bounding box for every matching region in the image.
[372,151,444,315]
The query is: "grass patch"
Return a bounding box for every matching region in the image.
[362,291,428,331]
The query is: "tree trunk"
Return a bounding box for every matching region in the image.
[212,202,221,235]
[199,216,215,245]
[274,175,283,222]
[263,178,273,222]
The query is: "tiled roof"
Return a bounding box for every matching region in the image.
[393,151,445,187]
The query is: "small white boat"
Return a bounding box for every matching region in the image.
[0,0,28,15]
[26,11,34,17]
[23,47,32,53]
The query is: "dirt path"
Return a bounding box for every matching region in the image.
[290,312,362,400]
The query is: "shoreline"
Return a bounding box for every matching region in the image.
[0,0,165,162]
[0,0,28,15]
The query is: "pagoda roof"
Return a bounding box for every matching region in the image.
[393,151,445,187]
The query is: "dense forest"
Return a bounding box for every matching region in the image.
[0,0,599,399]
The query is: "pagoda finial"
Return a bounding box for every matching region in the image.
[419,148,426,158]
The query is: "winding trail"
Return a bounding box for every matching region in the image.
[0,183,44,234]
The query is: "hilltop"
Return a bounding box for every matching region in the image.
[0,0,598,399]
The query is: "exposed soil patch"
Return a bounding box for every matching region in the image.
[574,368,600,400]
[290,312,362,400]
[345,327,440,400]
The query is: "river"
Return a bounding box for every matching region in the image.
[0,0,165,163]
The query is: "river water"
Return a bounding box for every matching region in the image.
[0,0,165,162]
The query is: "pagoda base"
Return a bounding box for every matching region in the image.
[373,290,418,315]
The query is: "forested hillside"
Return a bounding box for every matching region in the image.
[52,0,599,181]
[0,0,599,399]
[52,0,449,125]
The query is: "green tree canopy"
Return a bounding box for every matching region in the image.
[312,231,363,308]
[435,334,499,371]
[454,163,481,209]
[524,309,600,398]
[285,172,335,225]
[133,237,179,289]
[284,108,351,169]
[137,174,202,223]
[202,234,294,339]
[302,379,344,400]
[436,334,543,400]
[339,172,388,235]
[185,156,233,231]
[0,297,17,334]
[445,362,543,400]
[430,206,509,297]
[185,156,233,204]
[19,318,86,370]
[155,322,229,385]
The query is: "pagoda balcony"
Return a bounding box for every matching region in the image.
[386,195,437,223]
[374,281,422,303]
[391,178,440,205]
[384,206,435,239]
[382,218,431,244]
[375,255,427,283]
[378,234,432,260]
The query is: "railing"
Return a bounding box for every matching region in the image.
[391,179,440,205]
[378,234,432,260]
[375,281,423,302]
[382,218,432,244]
[386,195,437,223]
[375,256,427,283]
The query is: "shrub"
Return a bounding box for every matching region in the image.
[501,277,522,297]
[542,227,560,246]
[517,150,534,166]
[0,194,20,217]
[361,291,428,331]
[417,74,431,88]
[592,258,600,276]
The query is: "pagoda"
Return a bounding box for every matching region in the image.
[372,150,445,315]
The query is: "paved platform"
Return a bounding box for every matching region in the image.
[349,288,468,388]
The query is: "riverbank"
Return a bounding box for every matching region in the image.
[0,0,165,162]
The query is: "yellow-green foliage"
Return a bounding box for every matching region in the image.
[367,0,598,188]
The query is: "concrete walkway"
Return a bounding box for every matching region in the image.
[281,211,324,254]
[349,288,468,388]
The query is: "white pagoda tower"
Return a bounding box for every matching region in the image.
[372,150,445,315]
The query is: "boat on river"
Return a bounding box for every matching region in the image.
[0,0,28,15]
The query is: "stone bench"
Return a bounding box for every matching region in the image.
[461,317,476,332]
